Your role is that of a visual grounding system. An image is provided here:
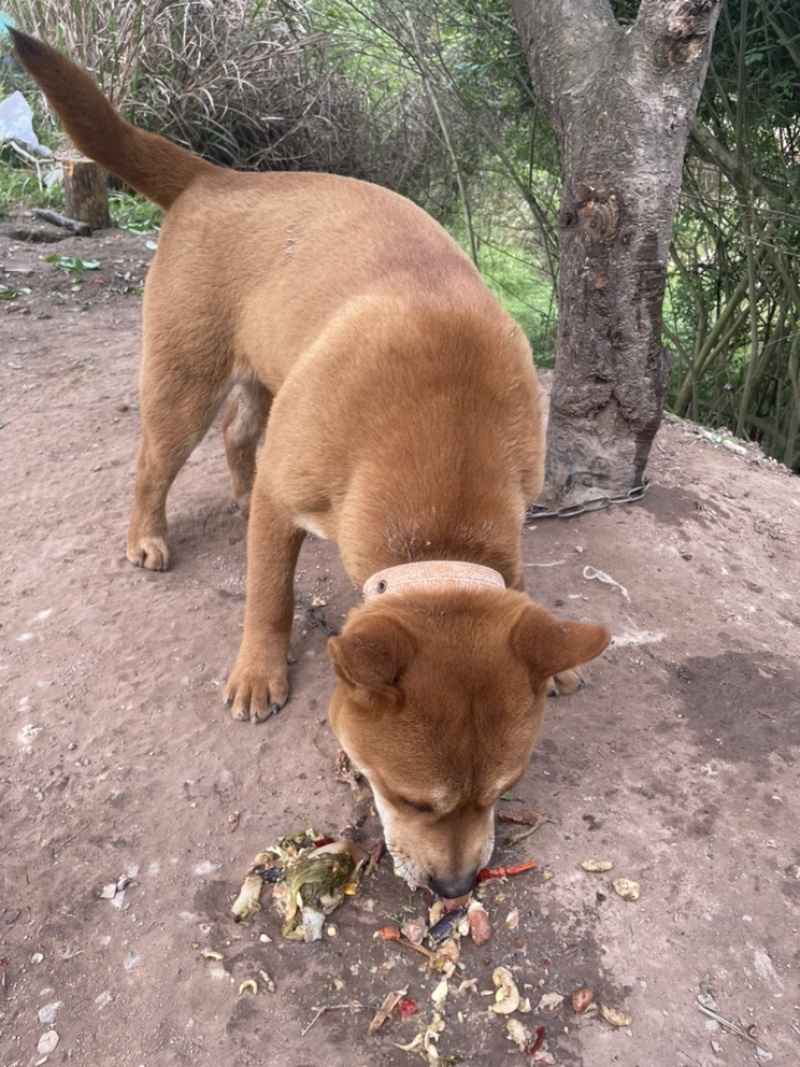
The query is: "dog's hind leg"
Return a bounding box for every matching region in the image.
[127,337,229,571]
[221,376,272,517]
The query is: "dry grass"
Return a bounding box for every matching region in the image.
[3,0,443,194]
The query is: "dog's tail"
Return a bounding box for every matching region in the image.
[10,29,218,211]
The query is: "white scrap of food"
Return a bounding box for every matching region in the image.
[490,966,521,1014]
[506,1018,532,1051]
[601,1004,633,1027]
[231,870,266,922]
[538,992,564,1012]
[612,878,641,901]
[580,860,613,872]
[431,978,449,1008]
[300,906,325,942]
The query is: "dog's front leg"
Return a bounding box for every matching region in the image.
[224,486,306,723]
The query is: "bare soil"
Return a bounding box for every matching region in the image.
[2,218,799,1067]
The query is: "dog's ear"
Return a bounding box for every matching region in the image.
[511,603,611,686]
[328,614,415,707]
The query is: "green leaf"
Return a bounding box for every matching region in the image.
[45,254,101,273]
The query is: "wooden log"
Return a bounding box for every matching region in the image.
[62,157,111,230]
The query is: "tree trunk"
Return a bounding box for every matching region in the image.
[509,0,722,507]
[62,157,111,230]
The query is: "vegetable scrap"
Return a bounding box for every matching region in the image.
[476,860,536,883]
[526,1025,546,1055]
[506,1017,532,1051]
[580,860,613,872]
[490,966,526,1015]
[393,1012,445,1057]
[428,906,468,945]
[367,989,406,1035]
[467,900,491,946]
[397,997,419,1020]
[570,987,594,1014]
[231,828,370,940]
[612,878,641,901]
[600,1004,633,1028]
[498,810,553,846]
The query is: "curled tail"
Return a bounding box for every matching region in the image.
[10,29,218,211]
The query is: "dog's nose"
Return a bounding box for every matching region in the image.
[428,871,477,900]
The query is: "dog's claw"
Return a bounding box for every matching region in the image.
[270,702,281,716]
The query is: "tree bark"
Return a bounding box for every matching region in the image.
[62,157,111,230]
[509,0,722,507]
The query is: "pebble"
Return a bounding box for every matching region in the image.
[37,1031,59,1055]
[38,1001,60,1024]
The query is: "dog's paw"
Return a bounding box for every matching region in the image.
[547,667,585,697]
[224,654,289,723]
[127,535,170,571]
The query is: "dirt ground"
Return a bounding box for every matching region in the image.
[1,217,799,1067]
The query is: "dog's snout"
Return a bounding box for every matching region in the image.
[428,871,478,900]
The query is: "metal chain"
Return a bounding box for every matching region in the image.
[525,480,649,521]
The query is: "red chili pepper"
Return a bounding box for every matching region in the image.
[523,1026,546,1055]
[476,860,536,883]
[397,997,419,1020]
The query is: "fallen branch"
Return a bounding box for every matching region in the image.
[32,208,92,236]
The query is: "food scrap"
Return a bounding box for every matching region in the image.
[397,997,419,1020]
[600,1003,633,1028]
[612,878,641,901]
[367,989,406,1035]
[467,900,491,946]
[231,829,369,940]
[428,905,468,945]
[476,860,536,883]
[490,966,523,1014]
[570,986,594,1014]
[506,1017,533,1051]
[580,860,613,872]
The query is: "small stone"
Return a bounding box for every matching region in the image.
[31,952,44,964]
[37,1031,60,1055]
[38,1002,60,1024]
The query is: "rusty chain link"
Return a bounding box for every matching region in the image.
[525,480,649,521]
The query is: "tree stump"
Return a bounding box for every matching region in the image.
[62,157,111,230]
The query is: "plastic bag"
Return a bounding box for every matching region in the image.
[0,89,52,156]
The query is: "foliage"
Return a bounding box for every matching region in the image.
[1,0,798,465]
[664,0,800,469]
[0,0,454,203]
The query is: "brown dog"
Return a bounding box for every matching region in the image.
[13,31,610,898]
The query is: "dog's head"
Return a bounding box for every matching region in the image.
[328,587,610,898]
